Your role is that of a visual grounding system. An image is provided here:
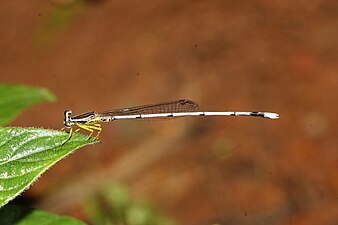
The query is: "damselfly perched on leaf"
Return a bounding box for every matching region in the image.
[61,99,279,145]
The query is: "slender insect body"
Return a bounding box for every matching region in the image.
[61,99,279,145]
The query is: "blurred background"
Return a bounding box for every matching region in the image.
[1,0,337,224]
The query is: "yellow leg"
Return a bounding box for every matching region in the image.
[61,123,102,145]
[76,123,102,140]
[61,127,73,145]
[92,124,102,140]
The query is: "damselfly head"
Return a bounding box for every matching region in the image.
[64,110,73,127]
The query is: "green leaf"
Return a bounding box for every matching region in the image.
[0,84,56,126]
[0,127,95,208]
[0,204,87,225]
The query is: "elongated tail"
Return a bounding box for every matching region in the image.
[100,111,279,121]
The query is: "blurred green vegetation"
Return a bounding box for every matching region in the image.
[0,204,86,225]
[35,1,85,47]
[0,84,55,126]
[83,183,178,225]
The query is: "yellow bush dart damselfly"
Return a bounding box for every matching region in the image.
[62,99,279,145]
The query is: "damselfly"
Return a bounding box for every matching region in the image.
[62,99,279,144]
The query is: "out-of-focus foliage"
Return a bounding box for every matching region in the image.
[83,183,178,225]
[0,84,55,126]
[35,1,84,46]
[0,204,86,225]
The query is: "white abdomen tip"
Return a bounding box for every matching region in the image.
[264,112,280,119]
